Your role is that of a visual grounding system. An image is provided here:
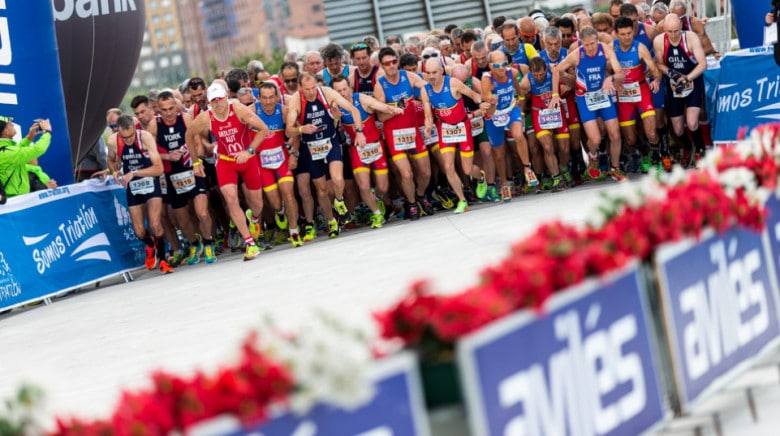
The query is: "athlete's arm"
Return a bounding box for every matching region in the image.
[450,77,481,104]
[324,87,366,147]
[551,49,578,107]
[235,102,269,154]
[603,44,624,92]
[415,78,434,137]
[692,18,716,56]
[480,74,498,117]
[136,131,164,178]
[106,133,119,177]
[284,92,303,138]
[638,44,663,93]
[685,31,708,81]
[652,33,669,77]
[184,112,210,178]
[359,93,403,116]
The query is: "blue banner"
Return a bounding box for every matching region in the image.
[706,47,780,143]
[733,0,766,49]
[457,264,665,436]
[0,1,73,184]
[207,353,430,436]
[655,228,780,412]
[0,181,143,310]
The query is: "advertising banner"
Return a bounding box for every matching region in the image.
[655,228,780,412]
[0,180,143,310]
[706,47,780,143]
[215,353,430,436]
[457,264,666,436]
[0,1,73,184]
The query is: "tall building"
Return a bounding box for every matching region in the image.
[133,0,190,89]
[176,0,328,76]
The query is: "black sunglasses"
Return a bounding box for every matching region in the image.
[188,77,205,89]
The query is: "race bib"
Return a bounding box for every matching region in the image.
[538,107,563,130]
[491,113,511,127]
[584,90,611,111]
[358,141,382,164]
[260,146,285,169]
[618,81,642,103]
[307,138,333,161]
[441,121,467,144]
[470,116,484,136]
[673,80,694,98]
[393,127,417,151]
[129,176,155,196]
[420,126,439,146]
[170,170,196,194]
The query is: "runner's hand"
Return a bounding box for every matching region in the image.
[549,95,561,108]
[354,132,366,148]
[288,155,298,171]
[236,150,252,164]
[193,164,205,178]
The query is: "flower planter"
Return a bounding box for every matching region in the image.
[419,359,462,409]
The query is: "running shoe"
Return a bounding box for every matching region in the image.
[186,244,202,265]
[627,151,642,173]
[328,219,340,238]
[256,238,274,251]
[169,250,186,267]
[303,223,317,241]
[476,171,488,200]
[227,226,242,251]
[454,200,469,214]
[159,260,174,274]
[376,197,386,218]
[560,169,573,186]
[586,157,602,180]
[501,185,512,202]
[551,176,564,192]
[433,187,455,209]
[315,212,327,232]
[541,174,553,191]
[609,167,628,182]
[680,147,692,168]
[661,156,673,172]
[523,166,539,187]
[370,212,385,229]
[333,198,348,216]
[290,231,304,247]
[145,246,158,270]
[245,210,261,240]
[641,152,652,174]
[243,244,260,261]
[273,227,288,245]
[406,202,420,221]
[486,185,501,202]
[203,244,217,264]
[598,152,610,172]
[274,212,288,230]
[417,196,436,216]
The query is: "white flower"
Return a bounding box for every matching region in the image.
[252,312,376,415]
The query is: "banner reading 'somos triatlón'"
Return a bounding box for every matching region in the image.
[0,1,72,184]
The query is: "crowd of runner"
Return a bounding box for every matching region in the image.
[105,0,718,270]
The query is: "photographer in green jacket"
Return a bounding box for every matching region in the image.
[0,116,52,201]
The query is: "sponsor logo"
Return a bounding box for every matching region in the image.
[52,0,138,21]
[24,204,110,274]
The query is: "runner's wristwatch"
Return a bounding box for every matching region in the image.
[355,127,364,133]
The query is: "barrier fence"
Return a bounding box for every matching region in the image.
[0,180,143,311]
[9,164,780,435]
